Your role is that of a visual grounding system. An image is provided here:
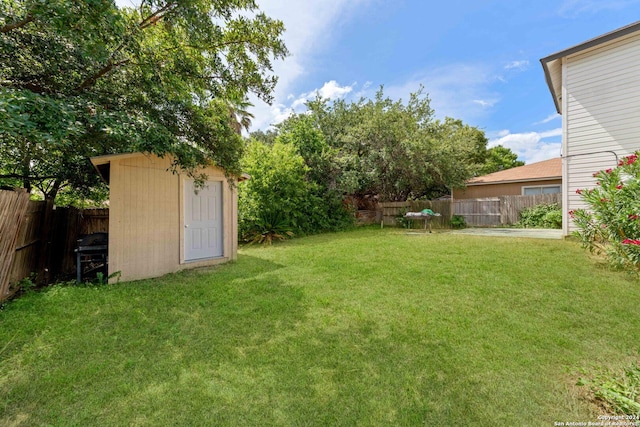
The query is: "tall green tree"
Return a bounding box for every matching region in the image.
[0,0,287,200]
[427,117,489,195]
[274,113,353,230]
[275,114,334,186]
[238,87,489,239]
[480,145,525,175]
[305,87,488,200]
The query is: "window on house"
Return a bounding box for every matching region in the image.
[522,185,561,195]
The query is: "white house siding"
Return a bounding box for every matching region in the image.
[563,31,640,235]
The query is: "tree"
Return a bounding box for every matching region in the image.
[237,86,489,240]
[239,119,354,239]
[0,0,288,201]
[480,145,525,175]
[427,117,488,196]
[305,87,488,200]
[249,128,278,146]
[274,113,353,230]
[275,114,334,186]
[225,95,255,135]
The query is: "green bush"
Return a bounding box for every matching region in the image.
[395,209,412,229]
[572,152,640,273]
[238,140,353,242]
[450,215,466,229]
[516,203,562,229]
[541,209,562,229]
[239,141,309,240]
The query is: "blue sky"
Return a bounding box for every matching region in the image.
[248,0,640,163]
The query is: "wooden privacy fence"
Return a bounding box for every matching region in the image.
[499,193,562,225]
[454,193,562,227]
[453,198,501,227]
[49,208,110,276]
[0,190,109,301]
[377,193,562,229]
[379,200,452,229]
[0,191,32,301]
[7,200,46,291]
[355,209,382,225]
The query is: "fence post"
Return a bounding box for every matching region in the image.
[36,199,55,285]
[499,196,507,225]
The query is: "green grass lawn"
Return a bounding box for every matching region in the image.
[1,228,639,426]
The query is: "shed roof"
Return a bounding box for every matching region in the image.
[90,152,250,184]
[540,20,640,114]
[466,157,561,186]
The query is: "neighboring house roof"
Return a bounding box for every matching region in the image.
[466,157,561,186]
[540,20,640,114]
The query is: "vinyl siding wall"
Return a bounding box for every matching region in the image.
[563,31,640,234]
[108,154,237,282]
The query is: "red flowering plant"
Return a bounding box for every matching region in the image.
[571,151,640,272]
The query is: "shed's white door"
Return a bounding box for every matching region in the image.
[184,180,223,261]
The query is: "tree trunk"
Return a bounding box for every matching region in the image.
[45,180,62,202]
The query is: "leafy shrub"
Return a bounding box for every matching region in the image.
[16,274,37,294]
[239,141,310,239]
[395,208,412,229]
[541,209,562,229]
[516,203,562,229]
[450,215,466,229]
[572,152,640,273]
[578,362,640,416]
[239,140,353,242]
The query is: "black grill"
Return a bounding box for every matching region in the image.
[75,232,108,282]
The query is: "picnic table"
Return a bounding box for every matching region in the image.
[404,209,441,233]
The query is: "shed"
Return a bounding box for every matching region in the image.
[541,20,640,236]
[453,158,562,199]
[91,152,243,282]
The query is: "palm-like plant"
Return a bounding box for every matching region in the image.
[225,96,255,134]
[244,211,294,245]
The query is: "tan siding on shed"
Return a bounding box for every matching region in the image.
[105,153,237,282]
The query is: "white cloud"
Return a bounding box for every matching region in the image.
[318,80,354,99]
[473,99,498,108]
[535,113,561,125]
[269,103,296,125]
[251,80,356,130]
[504,60,530,71]
[488,128,562,164]
[249,0,372,131]
[354,81,373,98]
[538,128,563,138]
[289,80,354,112]
[558,0,640,16]
[377,63,501,123]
